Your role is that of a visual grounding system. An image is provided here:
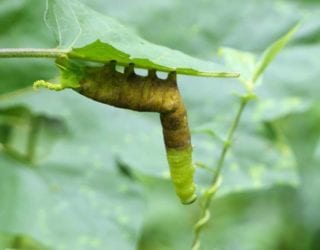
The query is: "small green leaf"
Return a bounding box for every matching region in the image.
[45,0,239,78]
[252,22,301,83]
[218,47,257,89]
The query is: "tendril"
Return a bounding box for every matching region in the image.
[33,80,65,91]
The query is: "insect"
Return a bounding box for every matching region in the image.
[35,58,197,204]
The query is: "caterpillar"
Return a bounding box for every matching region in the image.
[37,59,197,204]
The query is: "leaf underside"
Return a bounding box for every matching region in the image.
[45,0,239,78]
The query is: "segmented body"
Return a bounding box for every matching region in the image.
[77,61,196,204]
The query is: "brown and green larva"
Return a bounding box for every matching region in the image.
[35,59,197,204]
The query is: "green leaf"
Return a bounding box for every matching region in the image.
[45,0,239,77]
[139,186,307,250]
[218,47,257,87]
[112,0,301,57]
[252,22,301,83]
[0,90,167,177]
[0,98,146,250]
[0,105,68,164]
[1,1,320,249]
[192,119,299,196]
[0,148,145,250]
[219,22,301,92]
[218,44,318,122]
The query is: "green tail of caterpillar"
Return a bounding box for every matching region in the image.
[160,96,196,204]
[37,59,197,204]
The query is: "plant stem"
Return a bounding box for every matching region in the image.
[211,98,247,184]
[0,48,69,58]
[191,96,249,250]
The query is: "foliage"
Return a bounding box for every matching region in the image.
[0,0,320,249]
[46,0,238,77]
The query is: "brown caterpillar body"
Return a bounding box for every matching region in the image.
[77,61,196,204]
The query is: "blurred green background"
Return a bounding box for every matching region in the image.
[0,0,320,249]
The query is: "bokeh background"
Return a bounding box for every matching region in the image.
[0,0,320,249]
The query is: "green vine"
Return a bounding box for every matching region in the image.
[190,22,299,249]
[191,93,256,250]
